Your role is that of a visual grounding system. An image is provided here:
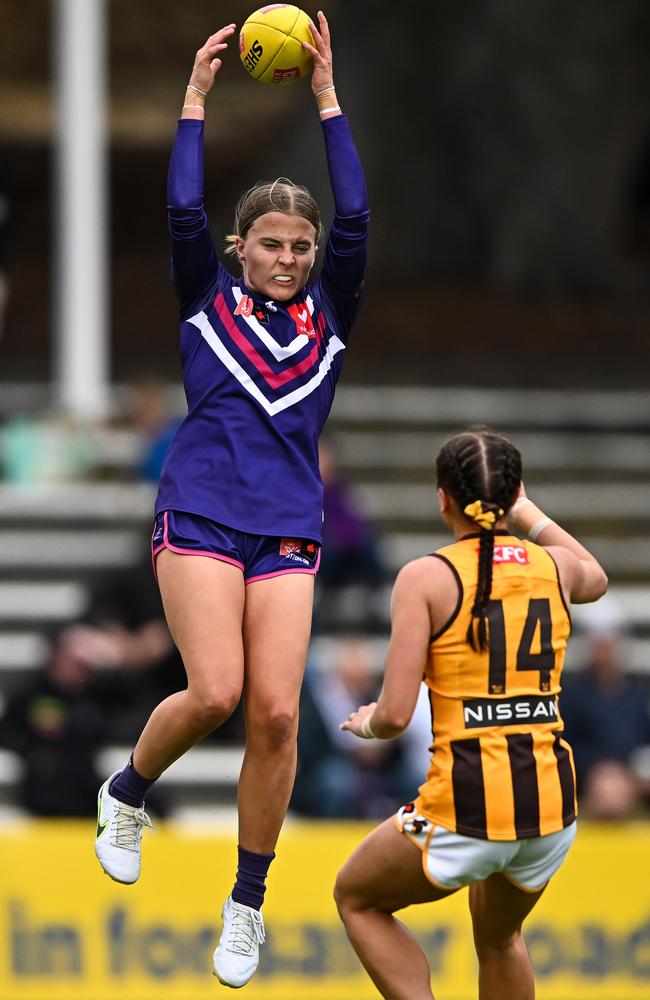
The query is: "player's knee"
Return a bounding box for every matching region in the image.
[333,869,351,916]
[190,687,240,730]
[252,704,298,750]
[333,868,368,922]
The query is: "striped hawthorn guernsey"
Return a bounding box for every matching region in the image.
[415,533,576,841]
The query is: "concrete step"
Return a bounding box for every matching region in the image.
[334,430,650,473]
[0,530,142,568]
[0,581,88,621]
[0,483,155,522]
[331,386,650,429]
[357,481,650,523]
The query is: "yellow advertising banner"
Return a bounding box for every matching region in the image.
[0,820,648,1000]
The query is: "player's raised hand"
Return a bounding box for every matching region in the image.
[303,11,334,95]
[188,24,237,95]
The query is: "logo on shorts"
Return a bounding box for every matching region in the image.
[400,804,432,838]
[279,539,318,567]
[463,695,558,729]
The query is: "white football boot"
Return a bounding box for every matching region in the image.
[94,771,154,884]
[212,895,266,988]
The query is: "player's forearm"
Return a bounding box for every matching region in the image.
[366,708,407,740]
[509,497,600,564]
[321,114,369,220]
[168,120,205,214]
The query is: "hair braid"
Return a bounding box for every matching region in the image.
[436,428,522,654]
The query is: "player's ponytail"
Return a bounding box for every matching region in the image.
[436,428,522,653]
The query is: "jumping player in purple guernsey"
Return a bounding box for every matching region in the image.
[94,11,369,989]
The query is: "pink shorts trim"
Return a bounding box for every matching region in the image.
[152,511,245,579]
[246,547,321,585]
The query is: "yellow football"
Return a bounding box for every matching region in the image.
[239,5,314,85]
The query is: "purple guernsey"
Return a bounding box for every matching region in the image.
[155,115,369,542]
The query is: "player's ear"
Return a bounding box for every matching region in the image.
[235,236,245,261]
[438,488,450,515]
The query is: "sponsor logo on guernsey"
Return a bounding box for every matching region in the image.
[234,294,254,318]
[479,544,529,564]
[463,694,558,729]
[279,539,318,566]
[288,302,316,338]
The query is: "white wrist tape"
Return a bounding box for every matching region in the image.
[529,517,552,542]
[319,106,341,116]
[315,85,336,97]
[182,104,205,111]
[186,84,207,97]
[359,714,376,739]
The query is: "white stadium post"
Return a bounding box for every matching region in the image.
[54,0,109,420]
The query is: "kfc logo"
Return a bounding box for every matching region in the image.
[493,545,529,565]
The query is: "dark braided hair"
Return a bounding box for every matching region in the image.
[436,427,522,652]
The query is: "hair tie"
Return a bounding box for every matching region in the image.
[464,500,505,531]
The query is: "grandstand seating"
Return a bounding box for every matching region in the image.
[1,384,649,816]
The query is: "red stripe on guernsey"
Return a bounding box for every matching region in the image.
[214,292,325,390]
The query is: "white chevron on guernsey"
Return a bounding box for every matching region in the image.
[230,287,313,361]
[190,311,345,417]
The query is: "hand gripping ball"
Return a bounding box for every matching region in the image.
[240,5,314,84]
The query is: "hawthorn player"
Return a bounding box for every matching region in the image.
[337,428,608,1000]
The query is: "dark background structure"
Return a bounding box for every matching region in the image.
[1,0,650,385]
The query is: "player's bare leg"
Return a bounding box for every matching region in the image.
[335,819,456,1000]
[212,572,314,988]
[238,572,315,853]
[469,873,545,1000]
[95,551,245,885]
[132,550,246,778]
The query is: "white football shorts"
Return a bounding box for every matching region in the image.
[395,804,577,892]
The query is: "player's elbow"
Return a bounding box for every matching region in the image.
[575,564,609,603]
[592,566,609,600]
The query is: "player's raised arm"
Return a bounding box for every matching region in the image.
[304,13,369,323]
[167,25,236,315]
[508,485,608,603]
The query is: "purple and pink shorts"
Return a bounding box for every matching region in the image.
[151,510,321,584]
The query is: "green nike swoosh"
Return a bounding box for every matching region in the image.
[96,788,108,839]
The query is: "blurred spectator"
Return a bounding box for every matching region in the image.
[0,412,95,482]
[129,379,182,482]
[291,638,419,818]
[561,623,650,820]
[0,632,106,816]
[317,438,388,629]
